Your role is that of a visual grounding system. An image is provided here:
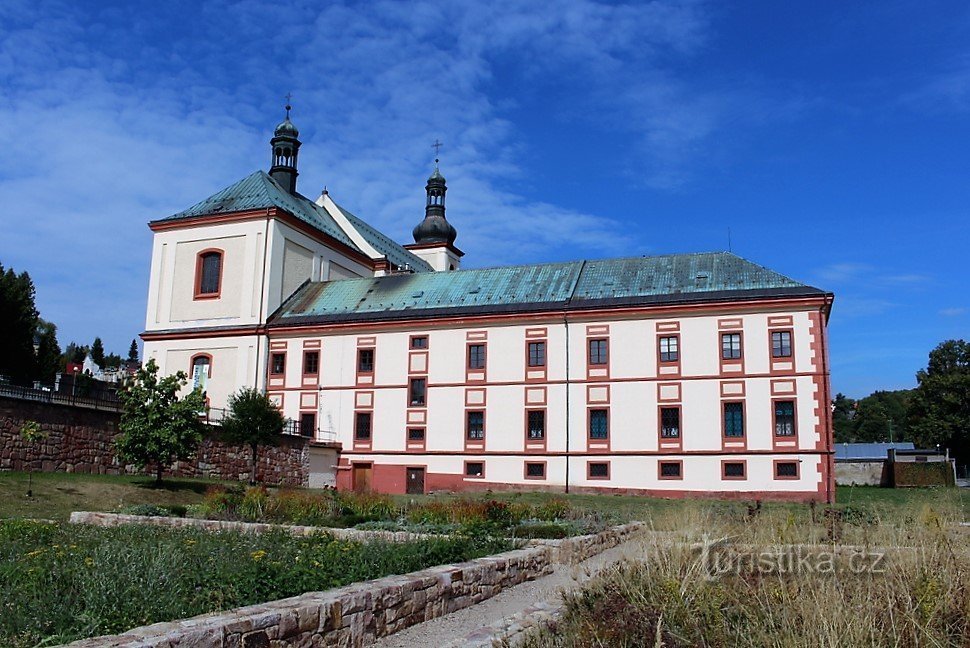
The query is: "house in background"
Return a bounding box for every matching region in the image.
[141,108,836,501]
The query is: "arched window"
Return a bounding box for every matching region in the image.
[195,249,223,299]
[190,354,211,391]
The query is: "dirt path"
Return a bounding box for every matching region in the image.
[371,536,646,648]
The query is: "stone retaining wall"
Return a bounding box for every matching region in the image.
[0,395,311,486]
[62,515,643,647]
[65,546,554,647]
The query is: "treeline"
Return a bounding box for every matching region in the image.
[0,262,138,386]
[835,339,969,465]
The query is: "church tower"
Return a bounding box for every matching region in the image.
[405,149,463,271]
[269,102,301,194]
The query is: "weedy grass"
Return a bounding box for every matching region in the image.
[0,518,513,648]
[518,492,970,648]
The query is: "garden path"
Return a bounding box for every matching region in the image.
[371,535,647,648]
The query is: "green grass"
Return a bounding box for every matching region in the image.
[0,471,226,521]
[1,519,513,647]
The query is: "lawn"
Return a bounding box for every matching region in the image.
[0,471,221,520]
[0,519,512,647]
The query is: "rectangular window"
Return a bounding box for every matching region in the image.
[465,461,484,477]
[771,331,792,358]
[303,351,319,376]
[527,410,545,440]
[723,461,746,478]
[588,339,608,365]
[410,336,428,349]
[721,333,742,360]
[659,461,682,478]
[525,462,546,478]
[407,427,425,441]
[299,412,316,437]
[589,409,609,439]
[197,251,222,296]
[723,402,744,437]
[660,407,680,438]
[774,400,796,436]
[466,411,484,440]
[358,348,374,373]
[528,341,546,367]
[775,461,799,478]
[588,462,610,478]
[354,412,372,440]
[270,353,285,375]
[409,378,426,406]
[467,344,486,369]
[659,336,679,362]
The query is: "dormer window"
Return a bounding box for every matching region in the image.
[195,250,223,299]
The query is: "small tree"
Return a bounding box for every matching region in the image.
[115,358,206,483]
[20,420,48,497]
[219,387,286,485]
[127,339,139,363]
[90,337,105,368]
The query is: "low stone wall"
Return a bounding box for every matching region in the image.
[70,511,433,543]
[65,545,554,647]
[0,395,311,486]
[62,516,643,647]
[835,461,887,486]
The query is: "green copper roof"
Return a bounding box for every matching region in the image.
[269,252,827,326]
[155,171,359,251]
[330,202,433,273]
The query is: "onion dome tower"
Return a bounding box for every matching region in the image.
[269,101,301,194]
[405,142,464,271]
[412,163,458,246]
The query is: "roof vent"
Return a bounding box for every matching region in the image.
[469,287,480,294]
[412,291,424,298]
[696,272,710,280]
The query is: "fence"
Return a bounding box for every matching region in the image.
[203,407,338,444]
[0,378,122,413]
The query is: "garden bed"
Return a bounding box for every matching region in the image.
[0,518,512,647]
[116,485,611,539]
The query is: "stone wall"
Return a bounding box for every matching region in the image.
[0,395,311,486]
[835,461,888,486]
[65,546,554,647]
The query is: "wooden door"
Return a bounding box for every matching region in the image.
[352,463,372,492]
[406,467,425,495]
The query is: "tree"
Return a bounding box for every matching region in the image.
[832,393,857,443]
[103,353,122,369]
[832,390,912,443]
[128,339,139,363]
[219,387,286,485]
[90,337,105,368]
[0,263,39,385]
[34,320,61,383]
[20,420,48,497]
[115,358,206,483]
[908,339,970,464]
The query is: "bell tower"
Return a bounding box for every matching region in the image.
[405,141,463,271]
[269,100,301,194]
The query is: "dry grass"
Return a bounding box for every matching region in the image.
[521,493,970,647]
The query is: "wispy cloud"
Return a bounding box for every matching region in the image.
[939,307,968,317]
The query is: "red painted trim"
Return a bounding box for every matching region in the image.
[353,410,373,451]
[771,397,799,451]
[408,334,429,350]
[524,407,547,453]
[656,332,681,378]
[463,459,485,479]
[721,458,747,480]
[586,383,611,405]
[524,338,547,383]
[150,207,378,271]
[403,240,465,257]
[658,459,683,480]
[189,353,213,378]
[141,326,262,341]
[267,350,286,389]
[193,248,224,300]
[657,404,682,451]
[355,346,375,387]
[302,349,319,379]
[405,426,426,452]
[524,385,548,407]
[464,408,486,451]
[587,460,611,481]
[341,448,829,458]
[586,406,610,453]
[718,329,746,377]
[523,460,547,480]
[465,341,487,383]
[773,458,801,480]
[586,336,610,380]
[720,399,748,452]
[408,376,428,408]
[266,296,831,337]
[768,327,796,375]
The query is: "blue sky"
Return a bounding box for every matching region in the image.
[1,0,967,397]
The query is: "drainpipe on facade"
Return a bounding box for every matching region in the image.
[254,209,271,389]
[821,295,834,504]
[563,312,570,494]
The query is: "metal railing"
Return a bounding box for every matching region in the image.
[203,406,337,443]
[0,378,123,413]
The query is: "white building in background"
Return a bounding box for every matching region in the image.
[142,107,835,502]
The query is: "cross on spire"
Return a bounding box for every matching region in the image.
[431,139,443,164]
[284,92,292,118]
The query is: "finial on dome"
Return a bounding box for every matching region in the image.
[269,99,301,194]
